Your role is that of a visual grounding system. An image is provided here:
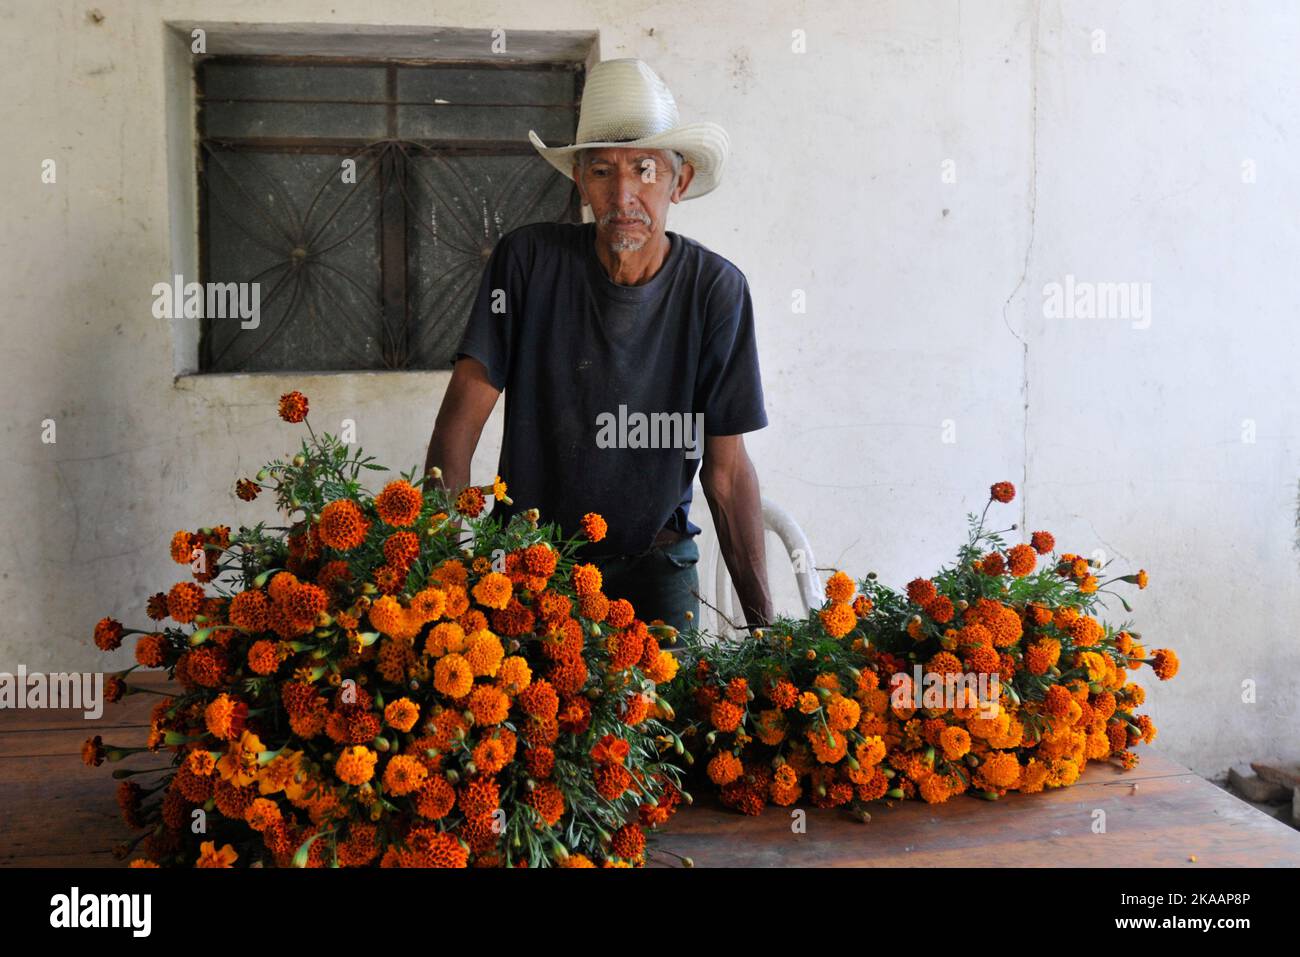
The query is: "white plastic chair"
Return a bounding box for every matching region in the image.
[710,496,823,637]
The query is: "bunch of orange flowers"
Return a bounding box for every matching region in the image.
[669,480,1177,817]
[86,392,686,867]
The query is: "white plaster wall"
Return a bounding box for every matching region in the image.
[1,0,1296,780]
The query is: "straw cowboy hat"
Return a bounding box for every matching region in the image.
[528,58,730,200]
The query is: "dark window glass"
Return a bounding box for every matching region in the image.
[196,58,583,372]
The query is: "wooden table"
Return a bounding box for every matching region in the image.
[4,673,1298,867]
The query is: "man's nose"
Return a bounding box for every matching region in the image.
[614,169,641,207]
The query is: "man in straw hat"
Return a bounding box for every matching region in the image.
[426,58,772,641]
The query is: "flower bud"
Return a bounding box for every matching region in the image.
[292,454,306,467]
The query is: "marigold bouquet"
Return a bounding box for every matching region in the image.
[668,481,1177,817]
[86,391,687,867]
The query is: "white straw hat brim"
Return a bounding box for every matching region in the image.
[528,121,730,200]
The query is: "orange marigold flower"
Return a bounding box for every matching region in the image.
[907,578,938,605]
[990,481,1016,503]
[471,571,512,611]
[278,390,309,423]
[382,531,421,569]
[522,542,558,577]
[455,485,486,518]
[819,601,856,638]
[415,776,457,819]
[767,678,798,709]
[229,590,271,631]
[924,595,954,624]
[498,655,532,695]
[267,570,299,605]
[473,730,517,775]
[1136,569,1149,589]
[375,480,423,527]
[1024,637,1060,675]
[605,598,635,629]
[528,780,565,825]
[1007,543,1037,577]
[1043,684,1074,717]
[725,677,750,705]
[572,563,602,597]
[824,570,856,603]
[170,530,198,564]
[247,639,282,675]
[707,751,744,785]
[245,797,282,832]
[940,725,971,760]
[433,654,474,699]
[410,587,446,622]
[1150,648,1179,680]
[425,621,466,657]
[384,698,419,733]
[1030,530,1055,555]
[809,726,848,763]
[94,617,125,652]
[335,745,377,785]
[518,679,559,719]
[368,594,412,639]
[382,755,428,796]
[318,499,369,551]
[580,512,608,542]
[468,685,510,725]
[980,552,1006,576]
[826,695,861,732]
[591,733,631,766]
[710,699,743,733]
[145,592,169,620]
[976,750,1021,789]
[579,591,610,622]
[1070,614,1104,647]
[235,478,260,502]
[610,823,645,862]
[852,595,874,618]
[619,692,652,726]
[465,629,505,678]
[1027,602,1054,626]
[167,582,205,624]
[286,582,328,624]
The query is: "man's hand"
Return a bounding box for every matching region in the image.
[700,433,773,629]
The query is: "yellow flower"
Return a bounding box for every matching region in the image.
[196,841,238,867]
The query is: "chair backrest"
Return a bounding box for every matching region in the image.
[710,497,823,637]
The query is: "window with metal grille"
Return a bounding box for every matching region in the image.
[196,57,584,372]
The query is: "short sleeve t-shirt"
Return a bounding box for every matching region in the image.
[452,220,767,558]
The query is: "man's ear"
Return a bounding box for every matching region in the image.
[671,161,696,203]
[572,163,588,206]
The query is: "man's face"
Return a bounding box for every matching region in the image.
[573,147,694,253]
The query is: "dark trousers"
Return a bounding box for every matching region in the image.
[592,535,701,644]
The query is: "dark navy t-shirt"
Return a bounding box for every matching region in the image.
[452,220,767,558]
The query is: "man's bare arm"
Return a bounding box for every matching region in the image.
[700,433,773,628]
[424,356,501,494]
